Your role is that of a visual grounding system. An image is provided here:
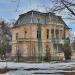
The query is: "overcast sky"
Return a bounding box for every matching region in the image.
[0,0,75,32]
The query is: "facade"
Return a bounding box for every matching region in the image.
[11,10,70,62]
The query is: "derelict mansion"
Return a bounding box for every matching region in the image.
[11,10,70,61]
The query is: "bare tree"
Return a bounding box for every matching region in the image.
[62,42,71,60]
[71,37,75,51]
[50,0,75,17]
[0,21,11,59]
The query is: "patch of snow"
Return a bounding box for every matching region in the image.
[0,62,75,75]
[0,62,75,70]
[0,70,64,75]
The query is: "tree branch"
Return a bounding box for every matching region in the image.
[61,0,75,16]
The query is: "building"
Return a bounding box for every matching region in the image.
[11,10,70,62]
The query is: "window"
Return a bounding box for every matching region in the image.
[24,31,27,38]
[56,29,59,38]
[60,30,62,39]
[47,29,49,39]
[56,29,59,34]
[53,44,62,52]
[16,33,18,40]
[37,30,41,39]
[37,31,38,38]
[51,29,54,39]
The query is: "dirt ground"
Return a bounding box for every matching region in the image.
[64,72,75,75]
[0,68,75,75]
[56,72,75,75]
[0,68,17,74]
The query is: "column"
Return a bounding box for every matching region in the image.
[54,26,56,39]
[49,26,54,59]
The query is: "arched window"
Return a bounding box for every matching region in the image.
[37,30,41,39]
[24,31,27,38]
[16,33,18,40]
[47,29,49,39]
[55,29,59,38]
[51,29,54,39]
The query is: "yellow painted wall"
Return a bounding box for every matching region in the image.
[11,23,69,60]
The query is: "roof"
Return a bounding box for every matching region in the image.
[14,10,70,29]
[19,10,55,16]
[57,16,70,29]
